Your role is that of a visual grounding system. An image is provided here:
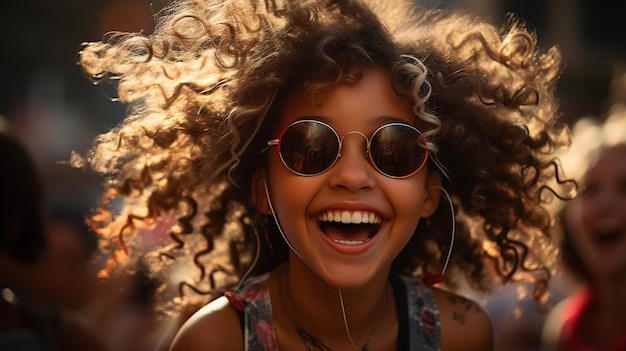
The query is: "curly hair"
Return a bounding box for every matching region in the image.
[76,0,574,313]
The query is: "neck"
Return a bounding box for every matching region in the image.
[273,257,393,350]
[592,272,626,315]
[584,275,626,346]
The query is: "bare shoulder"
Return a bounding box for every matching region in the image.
[169,296,243,351]
[540,296,569,351]
[432,288,494,351]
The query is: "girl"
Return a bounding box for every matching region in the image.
[76,0,573,349]
[542,112,626,351]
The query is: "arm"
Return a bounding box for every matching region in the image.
[540,298,568,351]
[433,289,494,351]
[169,296,244,351]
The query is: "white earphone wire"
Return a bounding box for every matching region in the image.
[434,185,455,276]
[262,178,362,350]
[262,179,304,260]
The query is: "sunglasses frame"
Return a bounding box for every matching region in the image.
[267,119,429,178]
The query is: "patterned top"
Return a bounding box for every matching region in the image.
[233,273,441,351]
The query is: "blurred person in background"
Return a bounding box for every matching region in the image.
[0,116,106,351]
[541,70,626,351]
[74,0,582,349]
[83,256,165,351]
[485,68,626,351]
[485,280,569,351]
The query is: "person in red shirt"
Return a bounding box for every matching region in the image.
[543,112,626,351]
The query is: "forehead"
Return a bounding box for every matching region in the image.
[277,67,415,131]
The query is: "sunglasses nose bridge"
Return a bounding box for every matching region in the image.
[338,131,370,158]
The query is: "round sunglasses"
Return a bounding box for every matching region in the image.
[267,119,429,178]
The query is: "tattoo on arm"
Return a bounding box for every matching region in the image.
[447,296,484,326]
[453,311,466,324]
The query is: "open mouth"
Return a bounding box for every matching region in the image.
[317,210,382,246]
[592,226,624,245]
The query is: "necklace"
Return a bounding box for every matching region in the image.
[278,272,389,351]
[290,320,370,351]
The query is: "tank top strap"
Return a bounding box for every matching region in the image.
[237,273,441,351]
[239,273,278,350]
[396,274,442,350]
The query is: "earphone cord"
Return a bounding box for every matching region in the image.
[263,179,304,261]
[260,180,455,347]
[436,185,455,276]
[339,289,368,350]
[262,179,365,350]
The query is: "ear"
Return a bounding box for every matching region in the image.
[420,170,442,218]
[251,170,271,215]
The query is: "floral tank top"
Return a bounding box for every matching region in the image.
[232,273,441,351]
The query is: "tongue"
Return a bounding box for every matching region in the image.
[325,225,372,242]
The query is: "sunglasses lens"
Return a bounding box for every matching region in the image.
[279,121,340,175]
[370,124,427,177]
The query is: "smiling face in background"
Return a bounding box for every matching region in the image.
[261,66,441,289]
[569,145,626,279]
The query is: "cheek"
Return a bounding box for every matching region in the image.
[576,192,600,226]
[265,175,322,255]
[578,202,595,231]
[385,179,429,226]
[616,194,626,218]
[265,154,316,218]
[567,201,590,243]
[566,202,600,266]
[397,188,426,214]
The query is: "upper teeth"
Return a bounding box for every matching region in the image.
[318,210,381,224]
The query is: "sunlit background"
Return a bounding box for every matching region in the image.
[1,1,625,350]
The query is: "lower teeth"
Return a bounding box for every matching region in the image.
[333,238,371,246]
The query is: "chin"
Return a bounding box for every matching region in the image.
[316,264,384,290]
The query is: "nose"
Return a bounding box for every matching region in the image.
[327,132,376,192]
